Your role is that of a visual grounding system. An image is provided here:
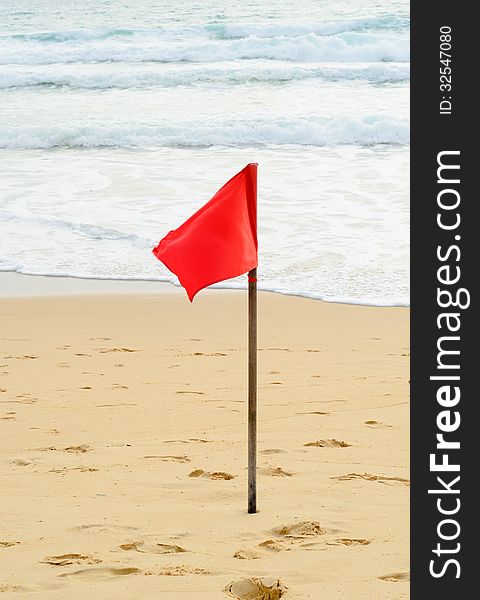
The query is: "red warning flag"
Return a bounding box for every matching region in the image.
[152,163,258,301]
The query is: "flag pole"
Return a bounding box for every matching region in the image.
[248,266,257,513]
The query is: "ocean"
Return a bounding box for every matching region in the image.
[0,0,409,305]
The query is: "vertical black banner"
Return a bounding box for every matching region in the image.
[411,2,475,597]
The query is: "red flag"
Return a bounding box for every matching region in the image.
[152,163,258,301]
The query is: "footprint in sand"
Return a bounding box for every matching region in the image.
[36,445,77,453]
[95,402,137,408]
[61,565,210,579]
[258,540,285,553]
[6,395,36,404]
[0,388,6,393]
[332,472,410,486]
[175,390,204,395]
[143,455,190,463]
[259,449,287,455]
[12,459,32,467]
[233,548,264,560]
[165,438,211,444]
[259,348,291,352]
[42,553,101,566]
[63,444,91,454]
[97,348,139,353]
[61,567,142,579]
[297,541,325,551]
[236,521,327,558]
[226,577,286,600]
[0,584,27,593]
[29,427,60,435]
[67,524,138,534]
[364,420,392,428]
[119,541,186,554]
[273,521,327,538]
[259,466,293,477]
[378,572,410,582]
[189,469,235,480]
[234,539,285,560]
[153,565,211,576]
[304,439,351,448]
[327,538,372,546]
[49,466,98,474]
[0,541,21,547]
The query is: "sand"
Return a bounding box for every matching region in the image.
[0,278,409,599]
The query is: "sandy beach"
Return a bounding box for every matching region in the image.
[0,275,409,599]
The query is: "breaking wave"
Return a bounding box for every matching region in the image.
[0,30,409,65]
[0,62,409,89]
[0,115,409,149]
[1,16,409,43]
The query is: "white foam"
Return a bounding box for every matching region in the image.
[0,267,409,306]
[0,143,410,308]
[219,16,408,38]
[0,210,149,247]
[0,30,409,65]
[0,115,409,149]
[1,16,409,43]
[0,62,409,89]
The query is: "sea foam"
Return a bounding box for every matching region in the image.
[0,62,409,90]
[0,115,409,149]
[0,30,409,65]
[2,16,409,43]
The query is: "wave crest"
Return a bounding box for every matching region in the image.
[1,16,409,43]
[0,115,409,149]
[0,30,409,65]
[0,62,409,89]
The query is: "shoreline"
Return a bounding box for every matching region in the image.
[0,272,181,298]
[0,272,409,307]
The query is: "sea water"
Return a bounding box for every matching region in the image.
[0,0,409,305]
